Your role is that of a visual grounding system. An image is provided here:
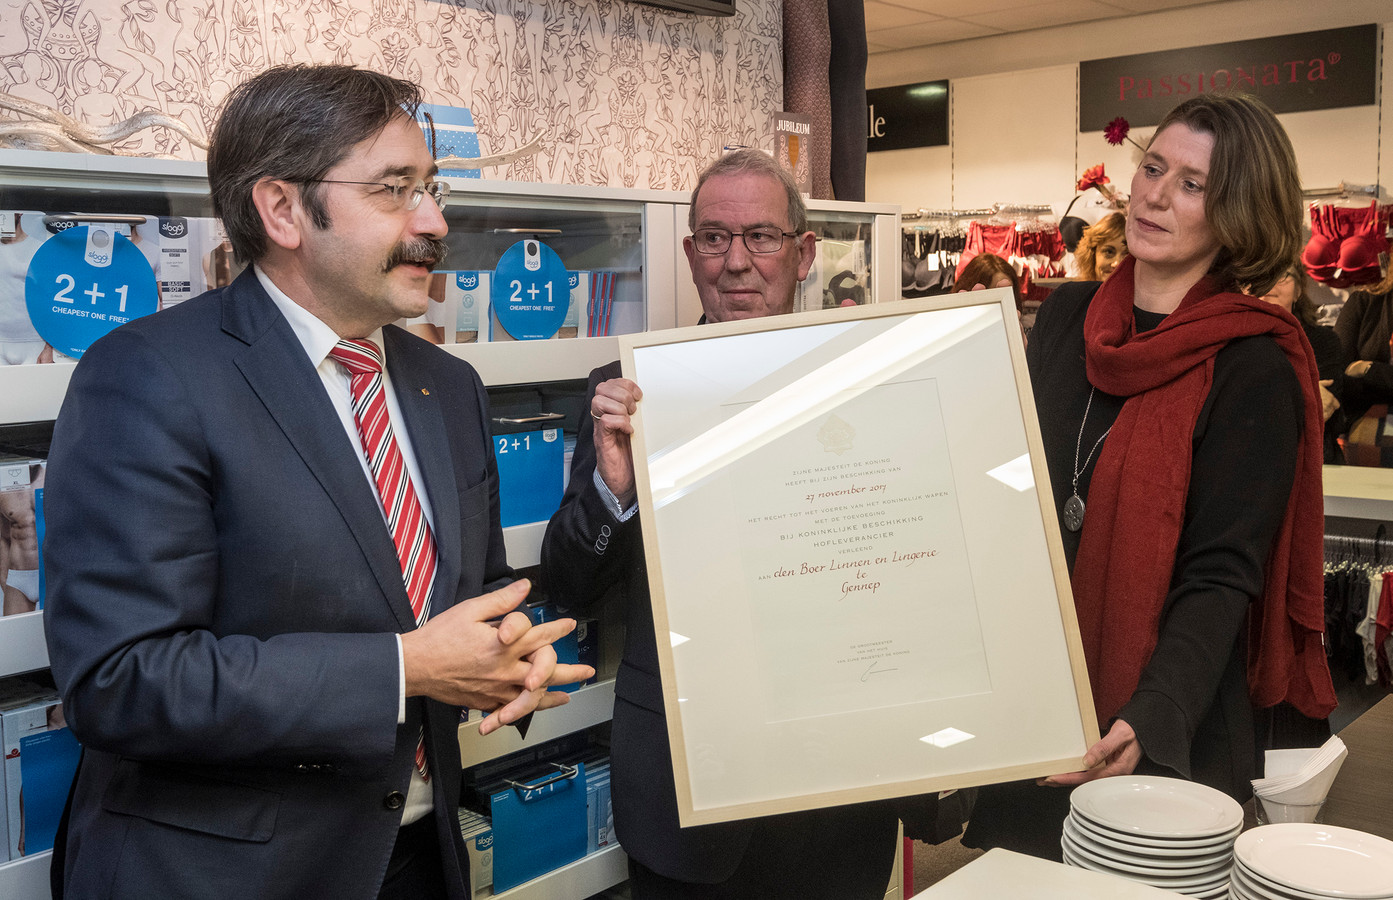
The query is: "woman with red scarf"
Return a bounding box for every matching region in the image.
[963,94,1336,861]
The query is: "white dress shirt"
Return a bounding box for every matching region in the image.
[256,266,435,825]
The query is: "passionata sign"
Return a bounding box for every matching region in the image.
[866,80,949,152]
[1079,24,1376,132]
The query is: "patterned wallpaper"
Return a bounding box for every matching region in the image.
[0,0,782,190]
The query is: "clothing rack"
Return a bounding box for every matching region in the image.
[993,202,1055,215]
[1303,181,1381,199]
[1323,525,1390,564]
[903,207,994,221]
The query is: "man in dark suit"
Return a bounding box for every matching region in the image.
[540,149,900,898]
[43,64,591,900]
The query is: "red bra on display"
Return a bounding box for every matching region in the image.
[1302,201,1390,288]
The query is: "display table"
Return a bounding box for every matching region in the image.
[1321,695,1393,841]
[912,848,1184,898]
[918,704,1393,899]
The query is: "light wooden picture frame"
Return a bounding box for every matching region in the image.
[620,289,1099,827]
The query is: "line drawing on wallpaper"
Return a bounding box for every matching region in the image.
[0,0,780,190]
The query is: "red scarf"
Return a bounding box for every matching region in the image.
[1074,255,1336,727]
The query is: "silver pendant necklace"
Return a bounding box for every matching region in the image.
[1064,386,1112,533]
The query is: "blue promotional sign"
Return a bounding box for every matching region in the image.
[491,239,568,340]
[25,226,158,358]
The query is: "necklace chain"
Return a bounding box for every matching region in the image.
[1072,386,1112,495]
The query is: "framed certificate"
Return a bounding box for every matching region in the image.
[620,289,1099,827]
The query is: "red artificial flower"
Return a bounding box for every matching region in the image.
[1104,117,1131,146]
[1076,164,1109,193]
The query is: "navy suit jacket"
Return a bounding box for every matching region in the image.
[44,269,511,899]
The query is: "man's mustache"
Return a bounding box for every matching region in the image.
[385,238,449,271]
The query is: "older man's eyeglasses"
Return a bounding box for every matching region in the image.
[302,175,451,212]
[691,227,799,255]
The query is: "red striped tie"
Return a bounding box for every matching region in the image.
[330,338,436,780]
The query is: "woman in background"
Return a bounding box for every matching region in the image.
[1256,265,1347,463]
[1073,212,1127,281]
[1333,265,1393,425]
[963,93,1335,861]
[953,252,1021,310]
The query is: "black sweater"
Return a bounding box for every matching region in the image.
[1334,288,1393,422]
[964,280,1302,860]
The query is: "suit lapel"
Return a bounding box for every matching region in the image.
[383,326,462,613]
[223,274,418,632]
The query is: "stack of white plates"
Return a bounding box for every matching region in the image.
[1231,823,1393,900]
[1062,776,1244,898]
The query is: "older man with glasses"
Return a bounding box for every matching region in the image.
[541,149,902,899]
[44,64,591,900]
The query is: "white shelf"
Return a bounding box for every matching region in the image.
[446,338,618,387]
[0,850,50,898]
[1323,465,1393,520]
[486,843,627,900]
[502,522,547,570]
[2,363,74,424]
[458,679,615,769]
[0,611,48,678]
[0,147,209,193]
[0,148,677,204]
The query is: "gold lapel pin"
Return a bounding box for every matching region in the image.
[421,388,431,396]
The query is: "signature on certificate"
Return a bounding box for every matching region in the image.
[861,659,899,682]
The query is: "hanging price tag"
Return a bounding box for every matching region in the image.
[24,225,158,358]
[491,239,568,340]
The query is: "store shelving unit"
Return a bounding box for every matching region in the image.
[0,148,900,900]
[0,853,49,898]
[456,680,626,898]
[457,680,615,770]
[0,611,47,680]
[492,844,628,900]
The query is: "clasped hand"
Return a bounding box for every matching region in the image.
[400,579,594,735]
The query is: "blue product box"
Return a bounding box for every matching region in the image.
[526,604,582,693]
[489,761,587,891]
[585,761,612,854]
[451,271,490,343]
[3,697,79,860]
[457,808,494,895]
[575,617,599,686]
[492,427,564,527]
[33,486,43,610]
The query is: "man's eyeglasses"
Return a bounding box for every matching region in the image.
[301,175,450,212]
[691,227,799,255]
